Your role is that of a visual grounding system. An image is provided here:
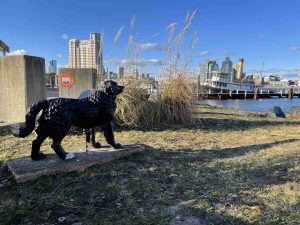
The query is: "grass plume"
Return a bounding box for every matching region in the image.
[113,26,124,45]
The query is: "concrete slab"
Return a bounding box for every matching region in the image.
[6,144,145,184]
[0,122,24,135]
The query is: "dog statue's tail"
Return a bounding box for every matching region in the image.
[11,100,49,137]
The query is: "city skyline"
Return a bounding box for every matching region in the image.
[1,0,300,78]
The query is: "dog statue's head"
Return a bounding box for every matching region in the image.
[102,80,124,96]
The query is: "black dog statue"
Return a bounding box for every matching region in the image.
[12,80,124,160]
[77,90,103,149]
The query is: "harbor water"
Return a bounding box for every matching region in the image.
[197,97,300,114]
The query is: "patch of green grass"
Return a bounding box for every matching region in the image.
[0,105,300,224]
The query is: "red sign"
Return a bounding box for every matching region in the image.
[60,72,75,90]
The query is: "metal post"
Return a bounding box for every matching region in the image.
[288,88,293,99]
[254,88,258,100]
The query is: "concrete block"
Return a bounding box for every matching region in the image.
[6,144,145,183]
[0,55,46,122]
[59,68,97,98]
[0,122,24,135]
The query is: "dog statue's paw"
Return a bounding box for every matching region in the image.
[93,142,102,148]
[88,141,101,149]
[31,152,46,161]
[65,152,75,160]
[114,143,122,149]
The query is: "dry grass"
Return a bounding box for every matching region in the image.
[115,79,149,127]
[115,75,194,128]
[160,74,194,124]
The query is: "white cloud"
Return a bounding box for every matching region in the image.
[220,50,233,56]
[151,33,159,39]
[57,54,63,58]
[246,68,298,79]
[137,43,163,51]
[57,64,68,68]
[289,47,300,52]
[61,33,70,40]
[7,49,27,55]
[105,58,162,67]
[138,59,162,66]
[247,68,297,74]
[105,58,126,65]
[198,50,211,56]
[283,73,298,78]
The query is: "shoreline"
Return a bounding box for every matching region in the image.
[197,98,300,114]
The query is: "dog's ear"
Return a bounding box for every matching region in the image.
[100,80,114,95]
[101,80,122,95]
[99,80,110,93]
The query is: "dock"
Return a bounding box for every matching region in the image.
[200,87,299,99]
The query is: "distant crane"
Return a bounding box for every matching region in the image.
[260,60,265,78]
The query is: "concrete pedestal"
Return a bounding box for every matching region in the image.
[6,144,145,183]
[59,68,97,98]
[0,55,46,123]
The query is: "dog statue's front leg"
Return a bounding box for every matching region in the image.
[90,127,101,148]
[84,128,101,148]
[102,122,122,149]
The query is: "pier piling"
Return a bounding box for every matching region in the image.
[288,88,293,99]
[254,88,258,99]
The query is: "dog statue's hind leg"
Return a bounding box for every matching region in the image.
[31,135,47,161]
[51,140,75,160]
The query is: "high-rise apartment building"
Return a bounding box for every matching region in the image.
[199,60,219,83]
[118,67,124,79]
[69,33,103,74]
[48,60,57,74]
[221,57,233,78]
[221,57,233,81]
[235,58,244,80]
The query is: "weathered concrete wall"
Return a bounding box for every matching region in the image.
[0,55,46,123]
[59,68,97,98]
[24,56,46,109]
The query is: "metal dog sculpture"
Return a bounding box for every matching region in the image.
[12,80,124,160]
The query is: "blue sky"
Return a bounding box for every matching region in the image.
[1,0,300,78]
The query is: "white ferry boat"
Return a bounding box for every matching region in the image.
[203,72,259,93]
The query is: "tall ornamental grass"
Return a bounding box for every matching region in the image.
[110,12,198,128]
